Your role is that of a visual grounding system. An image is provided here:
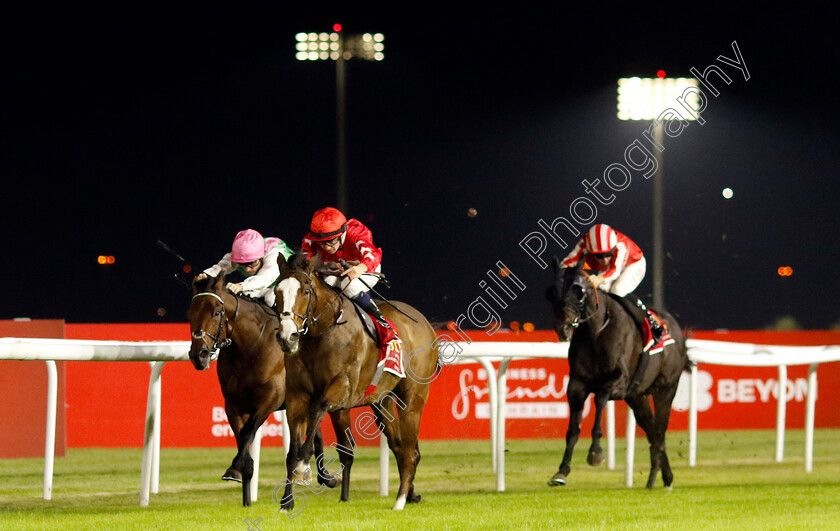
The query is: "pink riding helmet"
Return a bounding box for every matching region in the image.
[231,229,265,263]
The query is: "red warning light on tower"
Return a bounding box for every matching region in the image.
[657,70,666,78]
[333,23,342,32]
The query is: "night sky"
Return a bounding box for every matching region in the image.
[3,4,838,332]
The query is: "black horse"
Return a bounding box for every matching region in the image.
[545,257,690,489]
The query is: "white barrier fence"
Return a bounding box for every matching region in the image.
[2,336,839,505]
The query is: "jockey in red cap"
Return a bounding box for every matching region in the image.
[562,223,664,343]
[301,207,389,326]
[196,229,294,307]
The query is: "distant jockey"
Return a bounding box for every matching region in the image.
[561,224,664,341]
[196,229,294,307]
[301,207,390,327]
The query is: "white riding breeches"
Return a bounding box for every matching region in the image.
[322,264,382,298]
[601,257,646,297]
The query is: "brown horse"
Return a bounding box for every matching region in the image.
[545,257,690,489]
[273,252,440,511]
[187,274,344,506]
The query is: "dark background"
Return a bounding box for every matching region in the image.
[3,4,838,331]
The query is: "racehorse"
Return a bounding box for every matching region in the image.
[545,257,690,489]
[273,252,440,511]
[187,274,344,506]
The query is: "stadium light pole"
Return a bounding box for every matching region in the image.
[295,25,385,213]
[617,75,701,309]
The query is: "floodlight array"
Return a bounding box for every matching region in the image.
[294,32,384,61]
[617,77,701,120]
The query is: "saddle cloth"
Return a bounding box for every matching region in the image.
[642,310,676,354]
[362,317,405,399]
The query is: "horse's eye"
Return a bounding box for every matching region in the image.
[304,289,311,295]
[572,285,584,301]
[214,310,222,316]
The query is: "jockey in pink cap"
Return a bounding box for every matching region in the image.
[196,229,294,307]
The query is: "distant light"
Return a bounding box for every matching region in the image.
[778,266,793,277]
[182,264,192,274]
[522,322,535,332]
[722,187,734,199]
[509,321,520,331]
[467,207,477,218]
[97,255,115,265]
[498,268,510,277]
[333,23,342,32]
[657,70,666,78]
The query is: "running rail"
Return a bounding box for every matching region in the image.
[2,337,838,502]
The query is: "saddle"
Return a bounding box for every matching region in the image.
[607,293,674,396]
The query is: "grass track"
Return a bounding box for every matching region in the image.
[1,430,839,530]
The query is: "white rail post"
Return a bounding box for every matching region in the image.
[250,425,262,502]
[689,363,698,466]
[805,363,818,473]
[625,408,636,487]
[379,431,389,496]
[606,401,616,470]
[775,365,787,462]
[43,361,57,500]
[139,361,165,506]
[496,358,512,492]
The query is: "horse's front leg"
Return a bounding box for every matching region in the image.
[549,379,588,486]
[278,400,309,512]
[587,392,610,467]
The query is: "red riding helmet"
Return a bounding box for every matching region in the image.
[308,207,348,241]
[584,224,618,254]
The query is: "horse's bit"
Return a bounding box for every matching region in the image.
[191,292,234,361]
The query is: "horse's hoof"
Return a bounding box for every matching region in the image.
[547,472,567,486]
[318,471,341,488]
[408,493,422,504]
[292,468,313,486]
[587,450,605,467]
[222,468,243,483]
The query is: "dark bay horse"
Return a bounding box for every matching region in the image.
[273,252,440,511]
[545,257,690,489]
[187,274,343,506]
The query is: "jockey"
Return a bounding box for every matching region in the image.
[301,207,389,327]
[561,223,664,341]
[196,229,294,308]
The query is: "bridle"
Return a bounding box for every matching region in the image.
[562,270,601,330]
[278,270,342,337]
[190,292,238,361]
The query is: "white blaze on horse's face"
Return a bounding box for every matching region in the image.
[276,277,302,352]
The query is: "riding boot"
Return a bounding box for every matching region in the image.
[353,292,391,329]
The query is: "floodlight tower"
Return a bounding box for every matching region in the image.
[295,25,385,212]
[617,74,701,309]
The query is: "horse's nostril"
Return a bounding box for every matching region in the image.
[290,333,300,343]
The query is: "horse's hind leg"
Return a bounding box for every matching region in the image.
[587,392,610,467]
[549,379,588,486]
[650,384,680,488]
[376,392,423,510]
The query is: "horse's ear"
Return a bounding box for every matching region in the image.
[307,253,320,273]
[277,251,287,271]
[212,274,226,293]
[552,256,563,274]
[575,258,585,271]
[191,276,200,295]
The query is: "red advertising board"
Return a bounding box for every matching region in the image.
[0,319,67,457]
[53,324,840,448]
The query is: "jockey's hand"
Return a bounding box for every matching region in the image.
[587,274,606,289]
[341,263,367,281]
[195,272,207,282]
[226,282,243,294]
